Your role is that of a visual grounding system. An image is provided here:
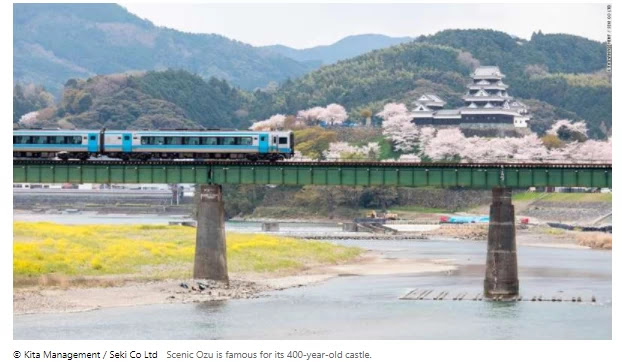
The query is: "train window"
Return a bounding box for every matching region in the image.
[67,136,82,144]
[260,136,266,142]
[221,137,236,145]
[34,136,46,144]
[273,137,277,144]
[238,137,252,145]
[90,135,96,141]
[140,136,164,145]
[123,135,130,141]
[279,137,288,145]
[201,137,217,145]
[15,136,33,144]
[165,137,182,145]
[185,137,200,145]
[48,136,65,144]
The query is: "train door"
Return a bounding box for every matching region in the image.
[272,135,278,152]
[122,133,132,153]
[258,134,269,153]
[87,133,99,153]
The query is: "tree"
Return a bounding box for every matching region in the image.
[378,103,419,153]
[297,106,325,125]
[319,103,348,126]
[249,114,287,131]
[423,128,466,161]
[547,119,588,141]
[323,142,380,160]
[293,127,338,160]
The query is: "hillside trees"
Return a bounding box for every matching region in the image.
[13,84,54,123]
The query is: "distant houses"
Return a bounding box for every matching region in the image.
[411,66,530,128]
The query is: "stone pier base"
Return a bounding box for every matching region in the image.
[484,187,519,299]
[261,222,280,232]
[342,223,358,232]
[193,184,228,282]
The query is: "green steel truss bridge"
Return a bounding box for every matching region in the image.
[13,160,612,189]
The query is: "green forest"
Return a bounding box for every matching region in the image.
[14,29,611,138]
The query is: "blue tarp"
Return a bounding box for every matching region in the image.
[448,216,490,224]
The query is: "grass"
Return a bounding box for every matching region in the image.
[576,232,612,250]
[13,222,362,283]
[513,192,612,203]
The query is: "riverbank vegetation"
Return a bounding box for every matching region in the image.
[13,222,362,287]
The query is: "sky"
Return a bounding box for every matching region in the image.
[121,2,607,49]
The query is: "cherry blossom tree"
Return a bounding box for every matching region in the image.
[418,127,437,149]
[376,103,409,120]
[291,151,313,161]
[547,119,588,141]
[569,139,612,162]
[318,103,348,126]
[423,128,466,161]
[297,106,325,125]
[323,141,380,160]
[548,120,588,136]
[18,111,39,126]
[378,103,420,152]
[398,154,422,162]
[509,134,549,161]
[249,114,286,131]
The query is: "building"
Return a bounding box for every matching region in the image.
[411,66,530,128]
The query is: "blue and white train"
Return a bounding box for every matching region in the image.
[13,129,295,161]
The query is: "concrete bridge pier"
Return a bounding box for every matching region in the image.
[484,187,519,299]
[193,184,228,282]
[261,222,280,232]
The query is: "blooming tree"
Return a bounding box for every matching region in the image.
[318,104,348,126]
[18,111,39,126]
[398,154,422,162]
[378,103,420,152]
[323,141,380,160]
[423,128,466,161]
[548,120,588,136]
[376,103,409,120]
[249,114,286,131]
[297,106,326,124]
[291,151,313,161]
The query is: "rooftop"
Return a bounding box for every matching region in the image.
[471,66,505,79]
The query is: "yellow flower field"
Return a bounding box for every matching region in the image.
[13,222,362,280]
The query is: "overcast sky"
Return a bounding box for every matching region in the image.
[121,3,607,49]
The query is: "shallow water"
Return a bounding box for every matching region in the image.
[14,238,611,340]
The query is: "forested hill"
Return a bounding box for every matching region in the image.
[262,34,414,65]
[18,70,254,130]
[13,3,311,93]
[254,29,611,137]
[15,29,611,139]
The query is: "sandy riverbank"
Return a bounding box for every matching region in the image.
[13,252,455,315]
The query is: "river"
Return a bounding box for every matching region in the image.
[13,218,611,339]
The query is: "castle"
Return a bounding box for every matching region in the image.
[411,66,530,128]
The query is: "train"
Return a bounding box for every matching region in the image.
[13,129,295,161]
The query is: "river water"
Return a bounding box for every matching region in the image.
[13,217,611,340]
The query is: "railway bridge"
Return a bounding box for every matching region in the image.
[13,160,612,299]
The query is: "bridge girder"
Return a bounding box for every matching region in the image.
[13,160,612,189]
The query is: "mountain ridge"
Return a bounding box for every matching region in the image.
[261,34,414,65]
[13,3,312,93]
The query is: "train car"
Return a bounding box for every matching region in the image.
[13,129,102,160]
[105,130,294,161]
